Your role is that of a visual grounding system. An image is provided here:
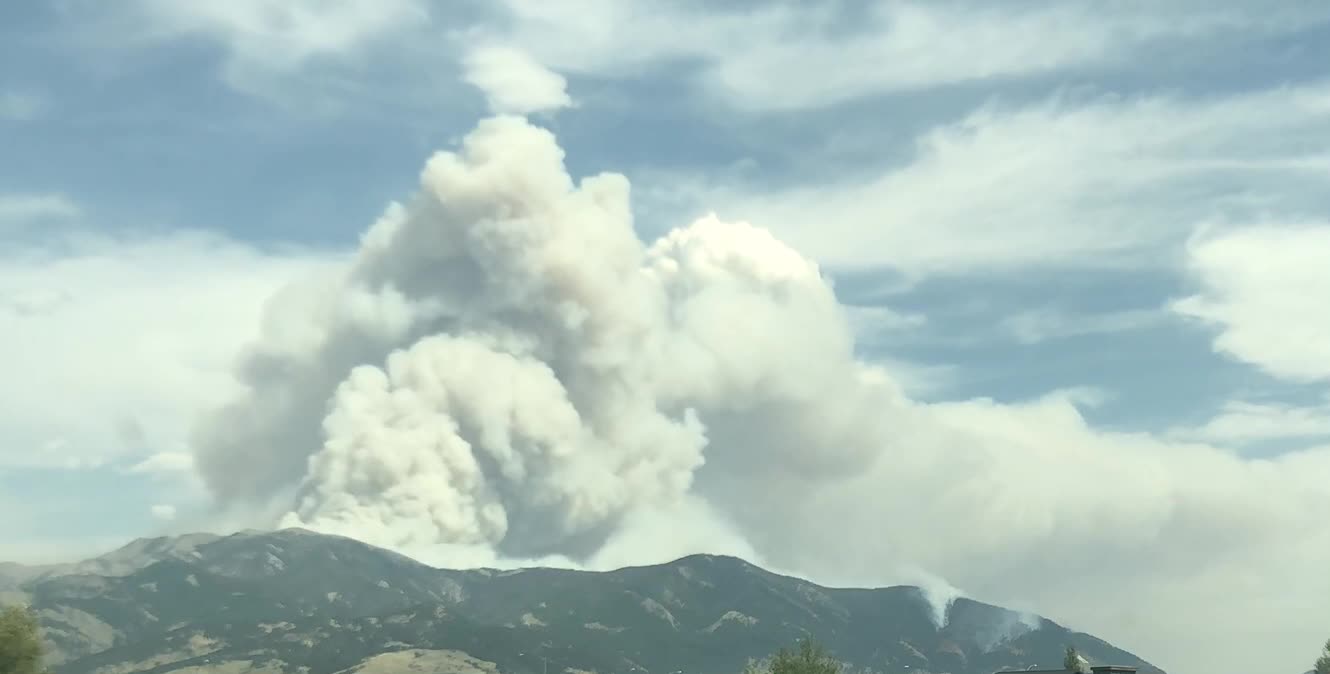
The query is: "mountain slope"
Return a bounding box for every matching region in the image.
[5,529,1166,674]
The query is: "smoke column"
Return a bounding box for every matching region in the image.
[190,105,1330,674]
[184,52,1330,674]
[192,113,896,563]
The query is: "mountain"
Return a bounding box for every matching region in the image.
[2,529,1166,674]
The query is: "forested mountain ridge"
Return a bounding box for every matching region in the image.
[1,529,1165,674]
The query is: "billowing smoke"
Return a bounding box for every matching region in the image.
[194,114,894,562]
[191,110,1330,674]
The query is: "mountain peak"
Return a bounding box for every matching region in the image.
[12,530,1166,674]
[661,552,763,570]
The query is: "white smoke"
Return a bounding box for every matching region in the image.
[190,111,1330,674]
[907,570,964,628]
[195,113,890,561]
[462,44,573,116]
[982,610,1042,651]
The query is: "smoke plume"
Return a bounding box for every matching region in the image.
[192,111,1330,674]
[194,113,892,561]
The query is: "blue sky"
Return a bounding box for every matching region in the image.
[3,3,1330,674]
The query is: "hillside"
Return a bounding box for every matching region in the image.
[2,529,1166,674]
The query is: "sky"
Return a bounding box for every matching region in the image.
[2,2,1329,674]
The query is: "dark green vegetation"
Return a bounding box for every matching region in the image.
[0,529,1165,674]
[0,604,49,674]
[1314,637,1330,674]
[1063,645,1088,673]
[746,639,842,674]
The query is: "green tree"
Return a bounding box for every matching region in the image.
[1314,637,1330,674]
[746,638,841,674]
[0,604,47,674]
[1063,645,1089,674]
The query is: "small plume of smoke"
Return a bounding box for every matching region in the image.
[586,495,763,571]
[973,609,1043,652]
[905,569,964,628]
[1016,609,1042,631]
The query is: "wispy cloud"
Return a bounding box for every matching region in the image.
[128,0,429,73]
[0,193,80,227]
[74,1,1330,117]
[0,223,337,470]
[1173,224,1330,382]
[487,0,1330,111]
[1171,397,1330,447]
[63,0,440,112]
[125,451,196,478]
[681,82,1330,275]
[1000,307,1164,345]
[843,303,928,340]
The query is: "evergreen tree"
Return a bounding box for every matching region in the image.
[0,604,47,674]
[1314,637,1330,674]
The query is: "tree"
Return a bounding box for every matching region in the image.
[1063,645,1089,674]
[0,604,47,674]
[746,638,841,674]
[1314,637,1330,674]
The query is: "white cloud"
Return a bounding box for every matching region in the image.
[1172,398,1330,447]
[843,303,928,337]
[1170,223,1330,462]
[126,451,197,478]
[840,305,953,397]
[81,1,1330,122]
[476,0,743,75]
[0,225,337,469]
[129,0,428,73]
[1173,224,1330,382]
[696,2,1172,111]
[462,45,572,116]
[1000,307,1163,345]
[0,194,80,228]
[64,0,1330,123]
[685,82,1330,275]
[488,0,1327,112]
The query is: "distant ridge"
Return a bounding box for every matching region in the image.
[4,529,1166,674]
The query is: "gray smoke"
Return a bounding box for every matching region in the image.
[190,110,1330,674]
[193,114,893,561]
